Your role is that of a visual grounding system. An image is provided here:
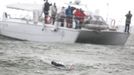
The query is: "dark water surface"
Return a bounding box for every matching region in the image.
[0,34,134,75]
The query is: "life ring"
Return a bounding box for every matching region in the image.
[109,19,118,31]
[111,19,116,28]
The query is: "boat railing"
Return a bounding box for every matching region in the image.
[43,15,89,29]
[36,15,107,29]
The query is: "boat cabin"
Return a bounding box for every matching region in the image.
[2,3,43,25]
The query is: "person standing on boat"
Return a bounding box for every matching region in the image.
[56,7,66,27]
[51,3,57,25]
[125,11,132,33]
[74,8,81,28]
[74,8,86,28]
[65,6,73,28]
[79,9,86,24]
[43,0,52,24]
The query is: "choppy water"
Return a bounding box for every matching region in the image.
[0,34,134,75]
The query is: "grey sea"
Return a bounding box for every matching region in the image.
[0,34,134,75]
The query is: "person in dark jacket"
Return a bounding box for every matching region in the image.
[125,11,132,33]
[65,6,73,28]
[43,0,52,23]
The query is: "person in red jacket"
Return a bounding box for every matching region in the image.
[79,9,86,24]
[74,8,86,28]
[74,9,81,28]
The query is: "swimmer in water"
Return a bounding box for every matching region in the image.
[51,61,65,67]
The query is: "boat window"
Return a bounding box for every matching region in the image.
[6,9,33,21]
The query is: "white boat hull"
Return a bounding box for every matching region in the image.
[0,21,79,43]
[0,21,129,45]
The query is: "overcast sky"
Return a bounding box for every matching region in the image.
[0,0,134,25]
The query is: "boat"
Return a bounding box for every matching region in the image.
[0,1,129,45]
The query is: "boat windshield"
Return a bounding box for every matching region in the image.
[85,15,107,25]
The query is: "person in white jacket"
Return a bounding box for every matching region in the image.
[51,3,57,24]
